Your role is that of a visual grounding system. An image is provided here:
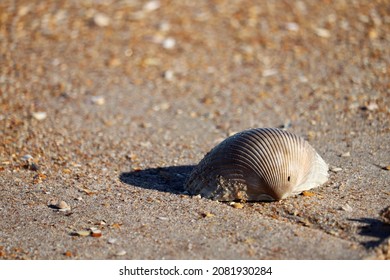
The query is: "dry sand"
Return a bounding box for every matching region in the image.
[0,0,389,259]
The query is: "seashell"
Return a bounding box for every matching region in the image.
[185,128,328,201]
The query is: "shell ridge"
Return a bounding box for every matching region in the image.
[247,129,277,185]
[233,132,281,193]
[243,130,279,191]
[285,131,301,187]
[241,130,290,196]
[236,132,273,179]
[195,143,262,189]
[271,130,290,190]
[229,138,266,171]
[209,139,264,182]
[254,128,285,189]
[258,129,286,189]
[288,132,315,192]
[222,129,283,197]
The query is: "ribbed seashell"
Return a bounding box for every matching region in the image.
[185,128,328,201]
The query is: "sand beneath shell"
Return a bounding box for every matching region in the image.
[0,0,389,260]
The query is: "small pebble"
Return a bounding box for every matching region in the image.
[340,152,351,157]
[315,28,331,38]
[299,75,308,83]
[140,141,152,148]
[302,191,315,197]
[32,112,47,121]
[93,13,110,27]
[285,22,299,32]
[91,229,102,238]
[64,251,72,257]
[262,69,278,77]
[230,202,244,209]
[21,154,39,171]
[142,57,161,66]
[202,212,214,218]
[143,0,160,11]
[162,37,176,49]
[29,163,40,171]
[18,6,30,16]
[159,21,171,32]
[115,250,126,256]
[163,70,174,81]
[62,168,71,174]
[330,167,343,173]
[158,216,169,221]
[57,201,71,211]
[340,203,353,212]
[368,29,378,40]
[21,154,33,161]
[76,230,91,237]
[279,120,292,130]
[365,102,379,111]
[108,238,117,244]
[91,96,105,105]
[124,48,133,57]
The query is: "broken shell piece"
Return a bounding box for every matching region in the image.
[340,203,353,212]
[202,212,214,218]
[163,70,174,81]
[185,128,328,201]
[93,13,110,27]
[21,154,34,161]
[64,251,72,257]
[108,238,117,244]
[315,28,331,38]
[363,102,379,111]
[115,250,127,256]
[90,96,105,105]
[330,166,343,173]
[20,154,39,171]
[302,191,315,197]
[91,228,102,238]
[230,202,244,209]
[29,163,40,171]
[143,0,160,11]
[76,230,91,237]
[162,37,176,49]
[49,200,71,211]
[32,112,47,121]
[57,201,71,211]
[340,152,351,157]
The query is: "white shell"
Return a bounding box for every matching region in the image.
[185,128,328,201]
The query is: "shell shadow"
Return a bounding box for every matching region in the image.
[119,165,196,194]
[349,217,390,248]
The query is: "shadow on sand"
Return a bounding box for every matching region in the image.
[119,165,195,195]
[350,216,390,248]
[120,167,390,250]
